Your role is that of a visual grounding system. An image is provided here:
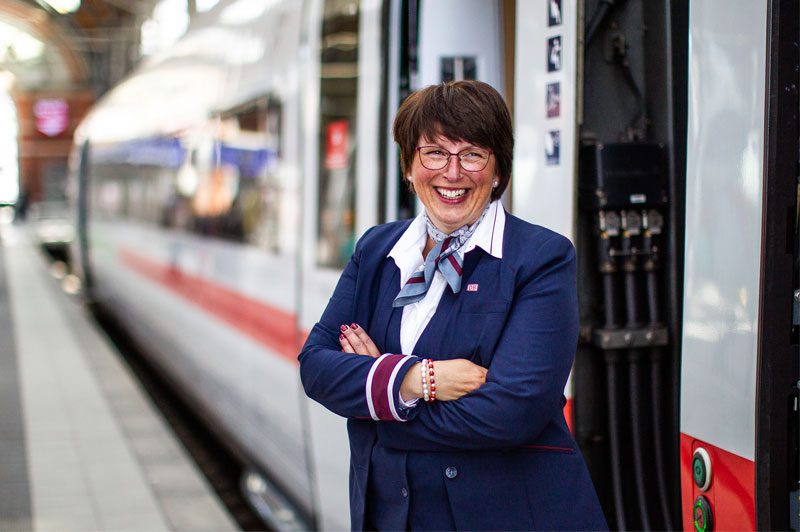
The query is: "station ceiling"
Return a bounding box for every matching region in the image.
[0,0,158,92]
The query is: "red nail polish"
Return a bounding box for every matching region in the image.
[339,333,345,340]
[350,323,358,329]
[340,324,348,332]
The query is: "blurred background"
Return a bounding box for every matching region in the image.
[0,0,220,253]
[0,1,796,531]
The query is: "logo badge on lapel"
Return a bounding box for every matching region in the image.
[466,283,479,292]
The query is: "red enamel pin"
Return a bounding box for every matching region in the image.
[466,283,479,292]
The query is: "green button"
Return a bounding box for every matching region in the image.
[693,455,706,486]
[693,448,712,491]
[693,496,712,532]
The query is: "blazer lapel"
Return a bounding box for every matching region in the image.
[368,258,403,355]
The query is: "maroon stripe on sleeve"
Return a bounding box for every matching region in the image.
[369,355,406,420]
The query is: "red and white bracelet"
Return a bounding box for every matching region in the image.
[420,358,430,402]
[419,358,436,403]
[428,360,436,402]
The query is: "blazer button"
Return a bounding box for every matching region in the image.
[445,466,458,479]
[401,487,408,498]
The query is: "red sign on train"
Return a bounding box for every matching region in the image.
[324,120,349,170]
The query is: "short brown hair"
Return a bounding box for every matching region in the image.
[392,80,513,201]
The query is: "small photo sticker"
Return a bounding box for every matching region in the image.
[546,82,561,118]
[548,0,563,27]
[547,36,562,72]
[545,130,561,166]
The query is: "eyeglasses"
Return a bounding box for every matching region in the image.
[416,145,492,172]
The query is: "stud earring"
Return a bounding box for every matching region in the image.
[493,181,498,188]
[408,175,413,182]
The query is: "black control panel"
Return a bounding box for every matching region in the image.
[579,143,668,209]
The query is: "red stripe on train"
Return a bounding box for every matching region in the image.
[118,247,580,431]
[680,433,755,531]
[119,248,301,363]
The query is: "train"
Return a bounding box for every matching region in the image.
[67,0,798,530]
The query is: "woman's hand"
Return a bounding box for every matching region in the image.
[339,323,487,402]
[339,323,381,358]
[400,359,487,402]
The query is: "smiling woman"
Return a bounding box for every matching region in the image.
[298,80,607,531]
[407,137,496,235]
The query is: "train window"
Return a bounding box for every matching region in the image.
[316,0,360,268]
[90,155,173,227]
[161,96,283,250]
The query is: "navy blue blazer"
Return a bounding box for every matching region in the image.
[299,212,607,531]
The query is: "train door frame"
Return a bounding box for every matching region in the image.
[75,139,94,290]
[756,0,799,528]
[298,0,388,306]
[679,0,800,529]
[297,0,392,528]
[382,0,411,224]
[353,0,384,238]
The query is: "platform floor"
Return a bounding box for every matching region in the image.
[0,221,237,532]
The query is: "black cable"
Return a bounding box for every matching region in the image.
[600,232,618,327]
[623,257,639,322]
[621,229,652,531]
[597,223,627,530]
[626,349,650,530]
[603,274,617,327]
[643,228,675,530]
[649,346,674,530]
[605,352,627,531]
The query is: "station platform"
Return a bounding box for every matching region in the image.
[0,221,238,532]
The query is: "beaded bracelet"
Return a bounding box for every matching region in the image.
[428,360,436,402]
[420,359,430,402]
[427,360,436,402]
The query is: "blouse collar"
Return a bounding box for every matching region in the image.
[388,200,506,284]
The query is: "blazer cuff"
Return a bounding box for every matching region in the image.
[365,354,417,421]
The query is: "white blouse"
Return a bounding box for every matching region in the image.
[387,200,506,356]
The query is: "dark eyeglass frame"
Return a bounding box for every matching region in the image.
[415,145,493,171]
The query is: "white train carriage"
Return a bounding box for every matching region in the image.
[69,0,798,530]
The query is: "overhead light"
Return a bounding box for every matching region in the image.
[41,0,81,14]
[0,21,45,62]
